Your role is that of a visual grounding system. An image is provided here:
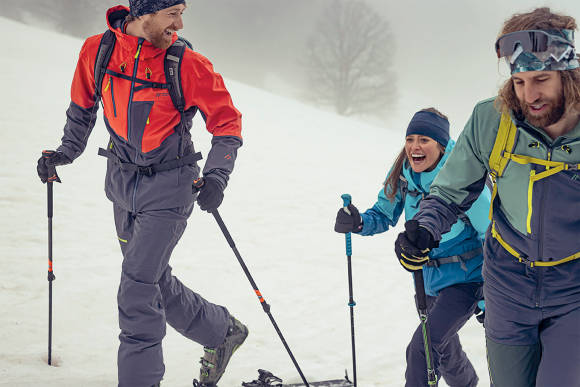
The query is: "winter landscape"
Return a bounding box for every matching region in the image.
[1,1,579,385]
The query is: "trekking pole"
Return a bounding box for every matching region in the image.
[413,269,437,385]
[340,194,357,387]
[211,209,310,386]
[405,220,437,385]
[43,152,61,366]
[194,178,310,386]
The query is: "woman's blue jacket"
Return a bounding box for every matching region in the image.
[358,140,491,296]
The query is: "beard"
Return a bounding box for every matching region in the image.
[521,92,566,128]
[143,20,174,50]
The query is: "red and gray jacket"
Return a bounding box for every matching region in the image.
[57,6,242,212]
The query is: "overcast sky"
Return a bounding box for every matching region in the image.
[366,0,580,130]
[183,0,580,130]
[4,0,580,131]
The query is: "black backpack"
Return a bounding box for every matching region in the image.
[94,30,203,172]
[93,29,195,121]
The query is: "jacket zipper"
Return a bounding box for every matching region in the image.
[110,77,117,117]
[534,147,551,307]
[129,39,144,212]
[127,39,143,147]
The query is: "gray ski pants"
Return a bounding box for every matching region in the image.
[113,203,230,387]
[485,283,580,387]
[405,282,482,387]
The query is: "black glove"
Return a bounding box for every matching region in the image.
[195,176,225,212]
[37,150,71,183]
[394,220,438,272]
[334,203,362,233]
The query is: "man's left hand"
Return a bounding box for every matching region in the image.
[195,176,225,212]
[394,220,438,272]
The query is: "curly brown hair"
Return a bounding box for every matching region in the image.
[384,108,448,201]
[495,7,580,115]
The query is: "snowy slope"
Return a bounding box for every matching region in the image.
[0,17,489,386]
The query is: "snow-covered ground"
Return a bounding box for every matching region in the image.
[0,17,490,386]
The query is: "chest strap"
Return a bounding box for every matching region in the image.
[503,152,579,174]
[491,221,580,267]
[98,148,202,176]
[424,247,483,271]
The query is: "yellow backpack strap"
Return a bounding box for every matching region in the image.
[488,113,518,220]
[492,221,580,267]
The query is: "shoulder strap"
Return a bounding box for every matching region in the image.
[487,112,518,220]
[398,175,409,198]
[94,30,117,100]
[164,36,192,114]
[489,112,518,179]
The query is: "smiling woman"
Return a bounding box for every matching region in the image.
[333,106,491,387]
[385,108,448,200]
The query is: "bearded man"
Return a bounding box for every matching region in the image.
[394,7,580,387]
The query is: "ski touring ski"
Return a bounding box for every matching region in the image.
[242,369,354,387]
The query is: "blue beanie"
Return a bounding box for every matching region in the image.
[405,110,450,147]
[130,0,185,17]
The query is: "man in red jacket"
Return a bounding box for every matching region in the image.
[36,1,246,386]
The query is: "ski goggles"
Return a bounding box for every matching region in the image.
[495,29,579,73]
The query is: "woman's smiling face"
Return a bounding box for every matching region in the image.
[405,135,443,173]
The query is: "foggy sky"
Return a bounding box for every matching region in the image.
[3,0,580,129]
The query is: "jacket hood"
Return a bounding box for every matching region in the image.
[105,5,178,59]
[402,139,456,194]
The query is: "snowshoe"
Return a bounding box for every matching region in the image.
[242,369,283,386]
[242,369,354,387]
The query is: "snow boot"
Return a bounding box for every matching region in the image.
[194,316,249,386]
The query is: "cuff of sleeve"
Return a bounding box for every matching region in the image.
[203,173,226,190]
[56,146,76,163]
[357,213,369,234]
[417,223,440,242]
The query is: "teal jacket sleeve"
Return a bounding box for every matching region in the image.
[359,174,404,236]
[414,99,499,240]
[464,185,492,240]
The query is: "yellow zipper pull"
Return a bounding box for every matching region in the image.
[146,116,150,125]
[135,44,142,59]
[104,76,111,92]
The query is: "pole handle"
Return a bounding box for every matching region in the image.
[341,193,352,212]
[341,194,352,256]
[47,182,53,218]
[193,177,205,193]
[42,150,62,185]
[413,270,427,313]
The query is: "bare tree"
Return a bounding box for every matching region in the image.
[305,0,396,116]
